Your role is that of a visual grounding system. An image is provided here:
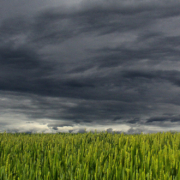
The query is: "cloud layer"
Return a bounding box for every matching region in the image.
[1,0,180,134]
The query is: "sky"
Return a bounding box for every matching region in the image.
[1,0,180,135]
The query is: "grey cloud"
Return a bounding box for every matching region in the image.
[25,1,180,46]
[146,116,171,123]
[1,0,180,135]
[121,70,180,88]
[0,45,40,69]
[91,44,180,69]
[112,116,122,121]
[0,44,56,94]
[63,80,95,88]
[137,32,180,48]
[146,115,180,123]
[1,1,180,49]
[0,16,30,37]
[127,118,140,124]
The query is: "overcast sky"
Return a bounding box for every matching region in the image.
[1,0,180,135]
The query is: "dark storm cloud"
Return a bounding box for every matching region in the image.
[89,32,180,68]
[146,116,171,123]
[146,115,180,123]
[30,7,150,45]
[1,0,180,134]
[0,44,56,94]
[26,0,180,46]
[122,69,180,88]
[0,16,31,34]
[0,45,40,69]
[127,118,140,124]
[137,32,180,48]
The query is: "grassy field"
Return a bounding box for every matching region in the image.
[0,130,180,180]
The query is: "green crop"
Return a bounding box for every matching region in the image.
[0,130,180,179]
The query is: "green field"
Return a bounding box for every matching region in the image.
[0,130,180,180]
